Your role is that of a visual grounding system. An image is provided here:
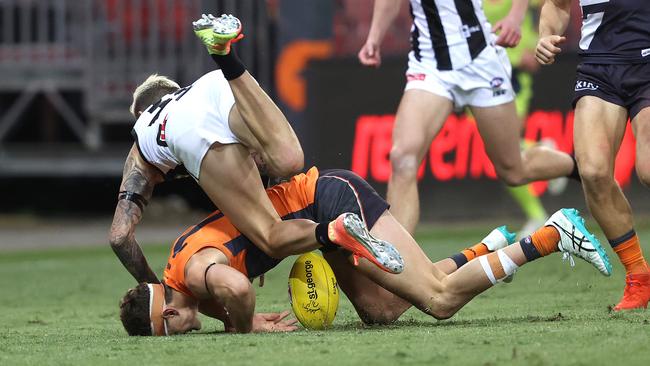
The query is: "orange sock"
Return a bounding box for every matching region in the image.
[609,231,648,275]
[530,226,561,256]
[461,243,490,261]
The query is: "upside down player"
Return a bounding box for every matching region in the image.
[119,168,611,335]
[358,0,581,235]
[108,14,403,286]
[536,0,650,310]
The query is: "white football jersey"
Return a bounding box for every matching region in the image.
[408,0,495,70]
[132,70,239,180]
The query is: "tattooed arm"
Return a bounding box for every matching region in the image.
[109,145,164,283]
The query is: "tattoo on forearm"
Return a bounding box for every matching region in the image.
[109,148,160,283]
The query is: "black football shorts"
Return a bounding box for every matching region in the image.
[314,169,389,231]
[573,62,650,119]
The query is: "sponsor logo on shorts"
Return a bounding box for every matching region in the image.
[490,77,507,97]
[575,80,599,91]
[642,48,650,57]
[406,73,426,82]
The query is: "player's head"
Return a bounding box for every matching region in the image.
[119,283,201,336]
[129,74,180,119]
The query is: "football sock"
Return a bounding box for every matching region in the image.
[507,185,547,221]
[450,243,490,268]
[519,226,560,261]
[315,222,338,251]
[211,50,246,80]
[608,230,649,275]
[479,250,519,285]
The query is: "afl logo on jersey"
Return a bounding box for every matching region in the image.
[575,80,599,91]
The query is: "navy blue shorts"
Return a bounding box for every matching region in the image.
[314,169,389,231]
[573,63,650,119]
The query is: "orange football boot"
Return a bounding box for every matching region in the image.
[613,272,650,311]
[328,213,404,274]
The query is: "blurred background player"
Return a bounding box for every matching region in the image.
[110,14,403,285]
[536,0,650,310]
[358,0,579,234]
[119,167,611,335]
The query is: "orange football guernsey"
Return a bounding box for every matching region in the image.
[164,167,319,297]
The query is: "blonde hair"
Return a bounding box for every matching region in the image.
[130,74,180,118]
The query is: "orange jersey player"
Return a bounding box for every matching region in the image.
[120,168,611,336]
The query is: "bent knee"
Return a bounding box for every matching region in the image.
[578,160,613,187]
[358,308,403,325]
[389,147,421,176]
[268,149,304,178]
[495,166,526,186]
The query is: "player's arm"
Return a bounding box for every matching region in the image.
[358,0,405,67]
[536,0,572,64]
[109,145,164,283]
[493,0,529,47]
[188,263,298,333]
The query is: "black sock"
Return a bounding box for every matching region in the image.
[315,223,338,251]
[568,155,581,182]
[210,50,246,80]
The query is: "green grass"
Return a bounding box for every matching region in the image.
[1,223,650,366]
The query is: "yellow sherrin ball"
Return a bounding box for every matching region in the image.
[288,252,339,330]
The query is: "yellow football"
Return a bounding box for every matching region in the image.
[288,252,339,330]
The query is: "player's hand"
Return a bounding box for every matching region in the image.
[358,40,382,68]
[535,35,566,65]
[251,310,299,332]
[493,16,522,48]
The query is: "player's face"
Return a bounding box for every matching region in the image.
[165,307,201,335]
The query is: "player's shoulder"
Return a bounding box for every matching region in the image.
[195,70,227,85]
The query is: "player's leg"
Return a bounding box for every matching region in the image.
[632,107,650,189]
[574,96,649,276]
[471,101,575,186]
[351,209,610,320]
[194,14,303,177]
[388,89,453,233]
[323,250,411,325]
[198,144,402,273]
[433,226,516,275]
[199,143,318,258]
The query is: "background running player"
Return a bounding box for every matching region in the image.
[536,0,650,310]
[109,14,403,285]
[119,167,611,335]
[358,0,579,234]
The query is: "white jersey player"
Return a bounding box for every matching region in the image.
[109,14,405,284]
[358,0,579,233]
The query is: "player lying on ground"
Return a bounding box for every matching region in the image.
[119,168,611,335]
[109,14,403,285]
[536,0,650,310]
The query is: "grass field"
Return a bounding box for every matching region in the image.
[2,222,650,366]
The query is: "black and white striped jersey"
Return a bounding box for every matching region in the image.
[408,0,494,71]
[579,0,650,64]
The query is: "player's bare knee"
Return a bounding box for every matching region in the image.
[357,307,401,325]
[495,166,526,186]
[579,162,612,191]
[267,149,304,178]
[389,147,420,178]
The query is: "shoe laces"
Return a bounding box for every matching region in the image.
[561,252,576,267]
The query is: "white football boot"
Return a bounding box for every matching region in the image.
[545,208,612,276]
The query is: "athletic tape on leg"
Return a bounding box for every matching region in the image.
[497,250,519,279]
[479,256,497,285]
